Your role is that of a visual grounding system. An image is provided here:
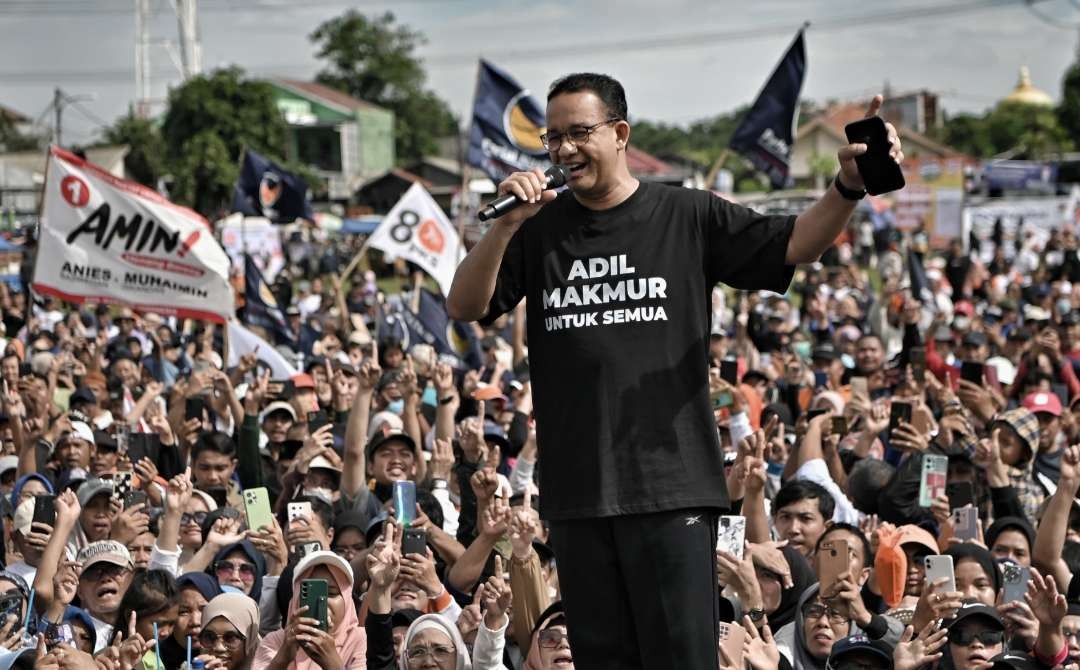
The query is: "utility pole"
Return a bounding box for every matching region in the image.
[176,0,202,79]
[54,88,63,148]
[135,0,151,117]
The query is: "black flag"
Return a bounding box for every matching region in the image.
[243,255,294,346]
[729,28,807,190]
[232,148,314,223]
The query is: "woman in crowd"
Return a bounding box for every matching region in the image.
[196,592,261,670]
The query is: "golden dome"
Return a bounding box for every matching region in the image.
[1002,66,1054,107]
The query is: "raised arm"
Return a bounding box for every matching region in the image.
[397,358,427,484]
[740,431,772,545]
[33,489,80,616]
[1034,444,1080,590]
[432,363,458,443]
[343,344,380,498]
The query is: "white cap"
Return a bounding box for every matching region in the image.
[309,455,342,473]
[0,456,18,477]
[366,411,404,442]
[292,550,353,588]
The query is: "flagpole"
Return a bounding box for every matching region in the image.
[457,60,483,248]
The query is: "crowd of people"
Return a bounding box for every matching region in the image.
[0,208,1076,669]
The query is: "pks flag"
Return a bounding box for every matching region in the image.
[729,28,807,189]
[243,254,294,345]
[466,59,550,182]
[34,146,234,323]
[232,148,314,223]
[227,318,298,379]
[367,183,463,296]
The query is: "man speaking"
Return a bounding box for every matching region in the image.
[448,73,902,668]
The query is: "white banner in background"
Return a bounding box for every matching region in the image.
[35,146,234,322]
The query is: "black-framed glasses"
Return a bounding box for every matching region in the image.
[406,644,455,664]
[948,629,1005,647]
[198,630,245,650]
[181,511,208,526]
[801,603,847,625]
[538,628,569,649]
[540,118,620,151]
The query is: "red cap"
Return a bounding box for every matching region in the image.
[1023,391,1062,417]
[290,373,316,390]
[954,301,975,317]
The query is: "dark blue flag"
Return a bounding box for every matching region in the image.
[908,248,934,308]
[729,29,807,190]
[378,289,481,369]
[466,59,550,183]
[232,148,314,223]
[243,254,294,346]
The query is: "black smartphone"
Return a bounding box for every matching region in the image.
[267,380,285,399]
[123,490,148,511]
[946,481,976,509]
[806,408,828,422]
[909,346,926,385]
[126,433,161,465]
[402,528,427,556]
[960,361,984,385]
[844,116,906,195]
[33,494,56,526]
[720,358,738,386]
[206,487,228,508]
[185,396,206,422]
[280,439,304,461]
[889,401,913,433]
[307,411,330,434]
[831,416,848,438]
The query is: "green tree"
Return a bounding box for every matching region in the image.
[937,112,994,157]
[160,67,287,217]
[310,10,457,162]
[101,111,165,188]
[1059,58,1080,141]
[0,112,43,152]
[986,101,1071,158]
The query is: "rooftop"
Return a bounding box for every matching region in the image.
[270,79,387,114]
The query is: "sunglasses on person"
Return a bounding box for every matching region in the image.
[801,603,847,625]
[181,511,208,526]
[214,561,256,581]
[538,628,569,649]
[949,629,1005,647]
[198,630,245,650]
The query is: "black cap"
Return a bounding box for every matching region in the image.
[332,510,368,536]
[826,635,892,668]
[332,360,358,377]
[93,430,118,452]
[946,602,1004,630]
[304,356,327,373]
[1063,311,1080,326]
[961,331,988,347]
[391,608,423,629]
[70,386,98,406]
[364,430,417,463]
[109,348,136,364]
[812,343,839,361]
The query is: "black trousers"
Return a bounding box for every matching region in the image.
[547,508,720,670]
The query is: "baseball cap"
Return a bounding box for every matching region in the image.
[1023,391,1062,417]
[77,540,133,571]
[961,331,988,348]
[472,384,507,402]
[292,550,353,588]
[896,524,939,555]
[76,477,114,508]
[947,601,1005,630]
[365,429,416,462]
[391,608,423,630]
[260,401,297,423]
[290,373,316,390]
[0,457,18,479]
[812,343,840,361]
[303,356,327,373]
[933,325,954,342]
[347,331,372,347]
[365,511,389,545]
[989,653,1042,670]
[309,455,342,474]
[332,360,357,377]
[70,386,98,406]
[825,635,892,670]
[366,411,404,442]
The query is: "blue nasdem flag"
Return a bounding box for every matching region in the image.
[378,288,481,369]
[466,59,550,183]
[232,148,314,223]
[729,28,807,190]
[243,254,295,346]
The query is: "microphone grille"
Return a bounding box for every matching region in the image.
[546,164,571,188]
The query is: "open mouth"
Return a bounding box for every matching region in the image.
[813,633,832,644]
[96,585,119,599]
[552,651,573,666]
[565,161,588,178]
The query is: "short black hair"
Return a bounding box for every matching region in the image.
[774,479,835,521]
[847,459,895,515]
[817,522,873,568]
[192,431,236,460]
[547,72,628,121]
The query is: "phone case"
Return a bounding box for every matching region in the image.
[850,376,869,398]
[717,621,746,668]
[243,487,274,533]
[716,516,746,559]
[819,539,850,596]
[924,555,956,593]
[951,507,978,541]
[123,490,147,510]
[720,359,738,385]
[946,481,976,509]
[1002,563,1031,603]
[889,402,912,433]
[32,495,56,526]
[402,528,427,556]
[287,502,312,524]
[299,579,329,631]
[393,481,416,527]
[112,471,133,502]
[919,455,948,508]
[844,116,905,195]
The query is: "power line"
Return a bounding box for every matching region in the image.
[1023,0,1080,27]
[0,0,460,15]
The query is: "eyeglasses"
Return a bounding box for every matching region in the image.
[406,644,456,664]
[83,563,129,582]
[181,511,208,526]
[198,630,245,650]
[949,629,1005,647]
[538,629,569,649]
[214,561,256,581]
[802,603,848,626]
[539,118,620,151]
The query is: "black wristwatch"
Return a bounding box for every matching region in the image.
[833,172,867,201]
[746,608,766,624]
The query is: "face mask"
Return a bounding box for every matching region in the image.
[792,341,811,359]
[387,399,405,415]
[422,387,438,407]
[766,461,784,477]
[1058,299,1071,316]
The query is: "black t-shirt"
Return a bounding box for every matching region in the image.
[482,182,796,521]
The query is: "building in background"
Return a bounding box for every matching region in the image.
[267,79,394,202]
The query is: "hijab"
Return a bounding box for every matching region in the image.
[207,541,265,600]
[202,593,261,670]
[944,544,1002,594]
[524,602,566,670]
[9,474,52,509]
[253,552,365,670]
[398,613,471,670]
[776,584,863,670]
[160,574,222,670]
[769,545,817,630]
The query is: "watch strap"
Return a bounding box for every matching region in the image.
[834,172,867,201]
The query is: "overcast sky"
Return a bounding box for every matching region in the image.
[2,0,1079,147]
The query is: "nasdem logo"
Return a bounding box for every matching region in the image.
[503,91,546,153]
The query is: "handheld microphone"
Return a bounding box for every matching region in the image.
[477,165,570,222]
